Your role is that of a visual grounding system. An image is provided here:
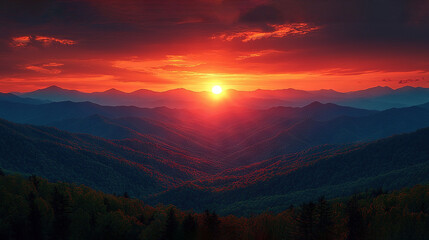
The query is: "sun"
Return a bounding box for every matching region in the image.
[212,85,222,94]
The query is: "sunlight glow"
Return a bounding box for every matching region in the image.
[212,85,222,94]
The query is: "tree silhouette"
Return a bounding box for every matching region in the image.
[29,175,40,192]
[1,173,429,240]
[28,192,43,240]
[162,208,178,240]
[316,196,334,240]
[51,187,71,240]
[182,213,197,240]
[202,210,220,240]
[296,202,316,240]
[346,196,366,240]
[123,192,130,198]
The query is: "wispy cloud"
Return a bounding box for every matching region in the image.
[34,36,76,46]
[11,36,76,47]
[236,50,282,60]
[215,23,320,42]
[25,63,64,74]
[11,36,31,47]
[398,78,426,84]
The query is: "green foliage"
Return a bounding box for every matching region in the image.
[0,174,428,240]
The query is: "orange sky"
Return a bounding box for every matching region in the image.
[1,0,429,93]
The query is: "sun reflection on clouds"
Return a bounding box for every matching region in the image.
[11,36,76,48]
[214,23,320,42]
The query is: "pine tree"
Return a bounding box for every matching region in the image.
[346,196,366,240]
[103,197,113,212]
[28,192,43,240]
[296,202,316,240]
[182,213,197,240]
[29,175,40,192]
[162,208,178,240]
[316,196,334,240]
[202,210,221,240]
[138,213,146,225]
[51,187,71,240]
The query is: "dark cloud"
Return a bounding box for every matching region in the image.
[239,4,284,24]
[0,0,101,26]
[398,78,426,84]
[266,0,420,24]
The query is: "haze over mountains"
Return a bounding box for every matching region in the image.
[1,86,429,215]
[11,85,429,110]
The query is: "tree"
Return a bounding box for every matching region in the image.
[296,202,316,240]
[182,213,197,240]
[202,210,220,240]
[162,208,178,240]
[420,201,427,214]
[316,196,334,240]
[51,187,71,240]
[29,175,40,192]
[123,192,130,198]
[28,192,43,240]
[346,196,366,240]
[0,168,4,176]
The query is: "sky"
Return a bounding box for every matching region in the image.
[1,0,429,92]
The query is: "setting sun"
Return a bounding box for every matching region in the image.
[212,85,222,94]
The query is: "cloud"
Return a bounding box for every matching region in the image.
[10,36,31,47]
[34,36,76,46]
[11,35,76,48]
[398,78,425,84]
[25,63,64,74]
[215,23,320,42]
[239,4,284,24]
[236,50,282,60]
[1,0,429,92]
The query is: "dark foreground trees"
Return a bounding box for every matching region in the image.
[0,173,428,240]
[294,197,335,240]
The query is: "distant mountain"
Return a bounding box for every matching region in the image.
[2,99,429,166]
[19,85,205,108]
[228,105,429,165]
[0,100,376,156]
[19,85,86,102]
[337,86,429,110]
[0,100,182,125]
[16,85,429,110]
[0,92,47,104]
[418,101,429,110]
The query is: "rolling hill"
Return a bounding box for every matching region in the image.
[0,118,220,198]
[148,127,429,214]
[0,117,429,215]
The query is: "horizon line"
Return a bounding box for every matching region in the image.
[9,84,426,95]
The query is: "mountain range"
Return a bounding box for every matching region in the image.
[1,88,429,215]
[9,85,429,110]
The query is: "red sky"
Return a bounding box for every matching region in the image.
[1,0,429,93]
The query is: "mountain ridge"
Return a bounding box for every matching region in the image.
[15,85,429,110]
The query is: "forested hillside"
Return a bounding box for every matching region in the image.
[1,117,429,215]
[148,127,429,214]
[0,172,428,240]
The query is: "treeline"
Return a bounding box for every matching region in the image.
[0,170,428,240]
